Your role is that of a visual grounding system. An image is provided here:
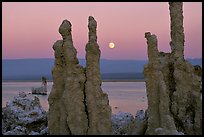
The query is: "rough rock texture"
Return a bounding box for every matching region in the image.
[32,79,47,95]
[111,110,149,135]
[2,92,47,135]
[111,112,135,135]
[31,85,47,95]
[48,16,112,135]
[132,110,147,135]
[193,65,202,77]
[143,2,202,135]
[85,16,112,135]
[48,20,88,135]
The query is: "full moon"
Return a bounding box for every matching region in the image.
[109,42,115,49]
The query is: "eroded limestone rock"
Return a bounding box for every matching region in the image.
[144,32,178,135]
[48,16,112,135]
[48,20,88,135]
[85,16,112,135]
[143,2,202,135]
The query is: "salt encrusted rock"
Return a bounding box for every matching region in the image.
[144,32,178,135]
[2,92,47,135]
[132,110,147,135]
[169,2,202,135]
[31,85,47,95]
[48,20,88,135]
[143,2,202,135]
[154,128,184,135]
[169,2,185,62]
[31,78,47,95]
[111,112,135,135]
[4,126,27,135]
[85,16,112,135]
[48,16,112,135]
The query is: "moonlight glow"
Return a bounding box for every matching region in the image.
[109,42,115,49]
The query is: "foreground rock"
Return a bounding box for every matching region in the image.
[111,112,135,135]
[132,110,147,135]
[2,92,48,135]
[143,2,202,135]
[48,16,112,135]
[111,110,148,135]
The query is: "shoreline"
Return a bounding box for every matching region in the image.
[102,79,145,82]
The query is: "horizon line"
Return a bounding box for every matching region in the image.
[2,57,202,60]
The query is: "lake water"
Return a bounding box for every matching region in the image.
[2,82,148,116]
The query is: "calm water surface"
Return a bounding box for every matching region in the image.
[2,82,147,115]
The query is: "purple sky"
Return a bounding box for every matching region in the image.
[2,2,202,60]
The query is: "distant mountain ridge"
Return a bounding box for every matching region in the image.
[2,58,202,81]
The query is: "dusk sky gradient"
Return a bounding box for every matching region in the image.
[2,2,202,60]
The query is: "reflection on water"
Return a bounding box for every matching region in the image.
[2,82,148,115]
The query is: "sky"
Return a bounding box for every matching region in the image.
[2,2,202,60]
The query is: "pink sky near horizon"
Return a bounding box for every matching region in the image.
[2,2,202,60]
